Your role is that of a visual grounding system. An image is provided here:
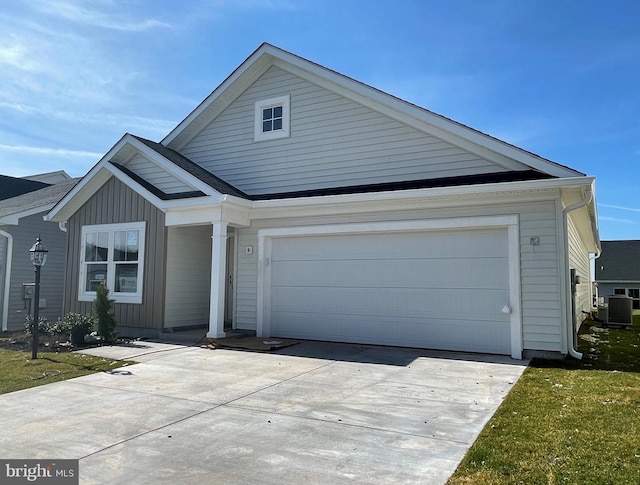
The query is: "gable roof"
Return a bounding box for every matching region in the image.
[47,43,597,225]
[130,136,249,199]
[162,43,583,179]
[46,133,253,222]
[0,175,49,201]
[595,240,640,282]
[0,177,79,224]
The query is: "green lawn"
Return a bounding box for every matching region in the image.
[448,312,640,484]
[0,349,131,395]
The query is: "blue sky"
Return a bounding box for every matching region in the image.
[1,1,638,240]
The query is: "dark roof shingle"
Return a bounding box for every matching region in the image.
[595,240,640,282]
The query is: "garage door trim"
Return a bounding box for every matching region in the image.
[257,215,522,359]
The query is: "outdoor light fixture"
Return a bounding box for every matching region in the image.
[29,236,48,359]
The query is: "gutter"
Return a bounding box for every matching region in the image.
[562,183,596,359]
[0,230,12,332]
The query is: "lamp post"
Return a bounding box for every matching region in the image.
[29,236,48,359]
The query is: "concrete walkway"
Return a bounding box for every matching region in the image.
[0,340,527,484]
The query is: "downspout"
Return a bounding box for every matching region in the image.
[0,230,13,332]
[562,185,594,360]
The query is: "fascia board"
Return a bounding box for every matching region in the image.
[252,176,595,210]
[46,133,136,222]
[164,201,250,227]
[0,204,54,225]
[46,164,112,222]
[157,195,224,210]
[268,53,580,177]
[127,137,224,199]
[221,194,253,208]
[162,47,274,149]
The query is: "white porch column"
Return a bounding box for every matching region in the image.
[207,222,228,338]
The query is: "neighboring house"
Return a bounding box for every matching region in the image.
[595,240,640,310]
[0,176,79,331]
[22,170,71,185]
[0,175,49,201]
[46,43,600,359]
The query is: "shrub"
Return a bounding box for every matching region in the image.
[94,282,117,342]
[61,313,96,346]
[24,315,59,336]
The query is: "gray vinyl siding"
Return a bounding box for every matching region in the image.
[181,66,507,196]
[164,225,211,327]
[567,213,593,327]
[64,176,166,330]
[3,215,67,331]
[125,154,195,194]
[235,197,563,353]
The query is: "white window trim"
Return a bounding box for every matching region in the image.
[79,221,146,304]
[254,95,290,142]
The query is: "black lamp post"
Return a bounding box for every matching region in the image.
[29,236,48,359]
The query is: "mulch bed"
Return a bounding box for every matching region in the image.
[0,333,133,353]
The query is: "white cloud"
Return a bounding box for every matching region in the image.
[599,203,640,213]
[0,144,102,159]
[599,216,636,224]
[35,1,172,32]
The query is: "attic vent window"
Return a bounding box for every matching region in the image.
[254,95,290,142]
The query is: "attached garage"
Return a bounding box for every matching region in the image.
[258,217,522,358]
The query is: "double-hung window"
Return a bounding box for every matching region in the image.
[254,95,290,141]
[80,222,145,303]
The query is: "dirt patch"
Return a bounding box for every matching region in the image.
[204,336,299,351]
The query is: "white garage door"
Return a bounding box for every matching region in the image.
[268,228,511,355]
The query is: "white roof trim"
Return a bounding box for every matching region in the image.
[46,134,227,222]
[123,136,221,197]
[252,176,595,209]
[0,203,56,225]
[162,43,582,178]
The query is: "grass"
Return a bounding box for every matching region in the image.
[0,348,131,395]
[448,312,640,485]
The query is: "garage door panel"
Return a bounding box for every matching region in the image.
[271,257,508,289]
[271,230,507,261]
[270,311,510,354]
[268,229,512,355]
[271,286,510,322]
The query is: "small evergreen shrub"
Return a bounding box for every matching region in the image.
[94,282,117,342]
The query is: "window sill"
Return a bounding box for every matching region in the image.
[79,293,142,304]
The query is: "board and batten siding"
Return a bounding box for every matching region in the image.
[2,214,68,331]
[180,66,515,196]
[64,176,166,330]
[234,198,563,353]
[567,213,593,327]
[164,225,211,327]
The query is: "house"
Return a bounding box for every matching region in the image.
[0,175,49,202]
[595,240,640,310]
[0,175,79,331]
[46,43,600,359]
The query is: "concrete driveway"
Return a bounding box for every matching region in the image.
[0,340,527,484]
